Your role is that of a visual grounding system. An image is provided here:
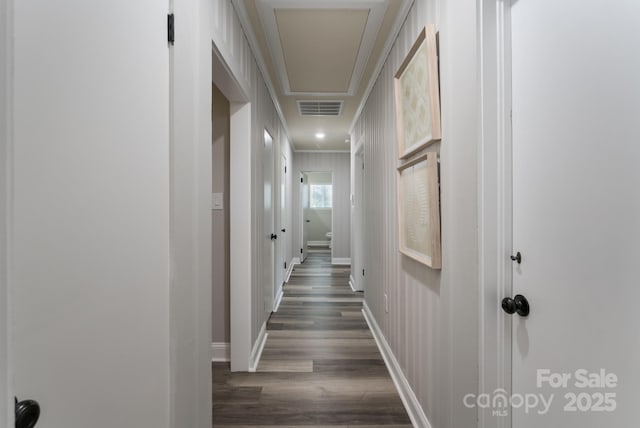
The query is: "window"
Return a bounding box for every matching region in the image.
[309,184,332,208]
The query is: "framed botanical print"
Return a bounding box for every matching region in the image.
[394,24,441,159]
[397,152,441,269]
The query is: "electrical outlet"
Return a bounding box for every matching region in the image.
[384,293,389,313]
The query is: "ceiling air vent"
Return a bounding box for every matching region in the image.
[297,100,343,117]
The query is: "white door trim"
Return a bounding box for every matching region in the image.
[229,101,252,372]
[477,0,513,427]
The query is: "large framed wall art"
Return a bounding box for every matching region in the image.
[394,24,441,159]
[397,152,441,269]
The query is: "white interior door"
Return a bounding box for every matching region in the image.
[300,173,310,262]
[278,153,287,286]
[353,151,365,291]
[9,1,171,427]
[510,1,640,426]
[263,130,275,316]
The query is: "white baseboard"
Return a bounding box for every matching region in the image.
[348,274,357,292]
[248,322,268,372]
[332,257,351,265]
[211,342,230,362]
[285,258,297,282]
[274,286,284,312]
[349,274,363,292]
[308,240,330,246]
[362,301,432,428]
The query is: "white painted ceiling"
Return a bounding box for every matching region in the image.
[234,0,413,151]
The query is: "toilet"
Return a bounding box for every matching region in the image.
[325,231,332,249]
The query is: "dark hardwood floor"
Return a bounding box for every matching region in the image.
[213,248,412,427]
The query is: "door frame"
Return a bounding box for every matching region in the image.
[478,0,513,427]
[299,171,334,262]
[210,44,254,372]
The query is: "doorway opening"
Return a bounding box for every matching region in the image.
[212,44,253,372]
[211,82,231,363]
[300,171,333,264]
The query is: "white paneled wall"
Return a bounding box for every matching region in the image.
[213,0,294,349]
[212,1,253,96]
[352,0,479,426]
[292,152,351,260]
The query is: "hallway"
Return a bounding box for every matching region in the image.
[213,248,411,426]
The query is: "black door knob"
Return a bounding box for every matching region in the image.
[281,228,286,233]
[15,397,40,428]
[501,294,530,317]
[270,233,277,240]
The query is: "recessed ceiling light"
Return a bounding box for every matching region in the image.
[315,132,325,140]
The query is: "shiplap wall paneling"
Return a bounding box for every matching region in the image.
[352,0,479,426]
[213,1,252,96]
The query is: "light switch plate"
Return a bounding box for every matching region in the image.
[212,192,224,210]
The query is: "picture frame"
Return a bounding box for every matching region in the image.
[397,152,441,269]
[394,24,441,159]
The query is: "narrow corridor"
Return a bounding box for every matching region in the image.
[213,248,411,427]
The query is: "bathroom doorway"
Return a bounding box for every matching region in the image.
[300,171,333,262]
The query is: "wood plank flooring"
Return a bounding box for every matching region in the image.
[213,248,412,427]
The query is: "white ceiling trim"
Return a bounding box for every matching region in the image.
[256,0,388,97]
[349,0,415,133]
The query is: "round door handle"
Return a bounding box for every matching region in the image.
[281,228,286,233]
[15,397,40,428]
[501,294,530,317]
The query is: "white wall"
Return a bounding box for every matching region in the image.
[293,152,351,260]
[170,0,215,425]
[306,209,332,241]
[351,0,479,426]
[0,0,10,424]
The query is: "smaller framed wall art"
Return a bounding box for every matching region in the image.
[394,24,441,159]
[397,152,441,269]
